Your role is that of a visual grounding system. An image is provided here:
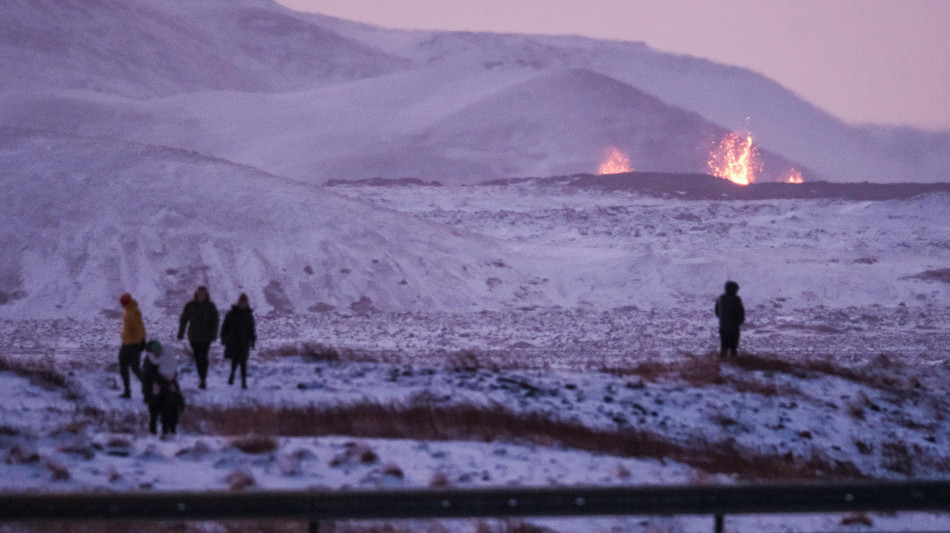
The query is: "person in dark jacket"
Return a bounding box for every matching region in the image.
[177,286,219,389]
[117,292,146,399]
[715,281,745,358]
[142,340,162,434]
[143,339,185,437]
[221,293,257,389]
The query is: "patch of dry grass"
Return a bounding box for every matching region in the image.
[734,352,919,394]
[179,401,862,481]
[259,342,378,364]
[230,434,279,454]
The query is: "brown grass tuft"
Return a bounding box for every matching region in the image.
[6,443,41,464]
[614,463,632,479]
[331,441,379,467]
[428,471,451,488]
[230,434,279,454]
[226,469,256,491]
[447,351,486,372]
[840,512,873,527]
[381,463,404,478]
[735,352,916,394]
[44,459,71,481]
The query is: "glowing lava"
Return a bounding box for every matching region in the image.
[708,132,760,185]
[785,169,804,184]
[598,146,633,175]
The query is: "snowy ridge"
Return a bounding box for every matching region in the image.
[1,0,948,185]
[411,68,804,182]
[0,0,406,96]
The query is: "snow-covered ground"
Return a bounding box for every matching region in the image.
[2,3,950,530]
[2,180,949,532]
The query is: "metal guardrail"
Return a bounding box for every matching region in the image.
[3,481,950,532]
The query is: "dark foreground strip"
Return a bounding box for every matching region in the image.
[2,481,950,522]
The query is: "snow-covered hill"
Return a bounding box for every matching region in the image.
[1,0,947,185]
[0,0,406,96]
[3,126,949,319]
[410,69,804,182]
[0,130,556,318]
[311,14,950,184]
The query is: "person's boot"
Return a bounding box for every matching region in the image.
[199,380,206,390]
[120,390,131,399]
[228,373,234,385]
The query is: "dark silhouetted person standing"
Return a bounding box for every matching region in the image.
[177,286,219,389]
[118,292,146,398]
[715,281,745,358]
[221,293,256,389]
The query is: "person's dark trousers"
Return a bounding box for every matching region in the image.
[118,342,144,396]
[229,357,248,388]
[719,328,740,357]
[161,406,179,435]
[148,403,160,434]
[190,340,211,388]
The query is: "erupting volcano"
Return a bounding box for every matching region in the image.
[597,146,633,175]
[708,132,760,185]
[785,169,804,184]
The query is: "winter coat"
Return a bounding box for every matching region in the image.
[121,299,146,345]
[142,352,160,403]
[151,373,186,420]
[158,350,178,381]
[715,293,745,331]
[178,299,219,344]
[221,306,256,362]
[154,378,186,417]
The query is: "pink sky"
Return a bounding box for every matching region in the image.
[276,0,950,131]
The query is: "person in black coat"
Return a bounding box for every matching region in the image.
[715,281,745,358]
[221,293,257,389]
[142,340,185,436]
[177,286,219,389]
[142,340,161,434]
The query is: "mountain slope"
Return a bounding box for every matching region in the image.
[0,0,407,97]
[411,69,806,181]
[0,0,947,187]
[380,30,950,183]
[0,130,548,318]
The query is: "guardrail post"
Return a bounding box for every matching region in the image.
[714,512,724,533]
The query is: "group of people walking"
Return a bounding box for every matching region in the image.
[116,287,258,435]
[116,280,745,436]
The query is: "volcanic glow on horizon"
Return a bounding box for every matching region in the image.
[597,146,633,174]
[785,169,804,184]
[708,132,761,185]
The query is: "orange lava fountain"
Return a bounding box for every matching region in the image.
[785,169,804,184]
[708,132,760,185]
[598,146,633,175]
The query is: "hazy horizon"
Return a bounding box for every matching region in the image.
[276,0,950,132]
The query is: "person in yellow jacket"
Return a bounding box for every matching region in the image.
[118,292,146,399]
